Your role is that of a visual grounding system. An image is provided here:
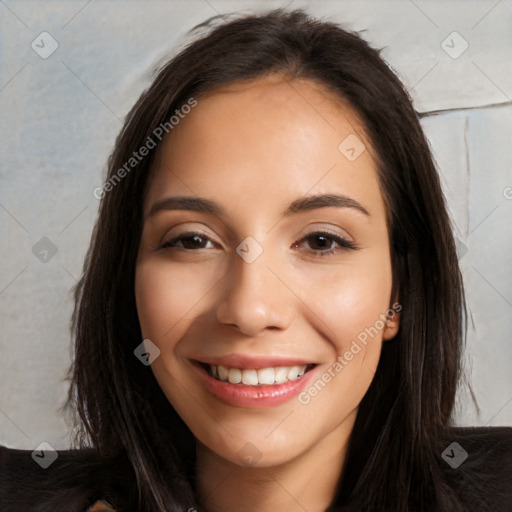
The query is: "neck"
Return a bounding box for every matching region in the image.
[195,411,356,512]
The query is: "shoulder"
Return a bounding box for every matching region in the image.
[0,443,135,512]
[440,425,512,510]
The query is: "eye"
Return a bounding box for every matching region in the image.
[156,230,357,255]
[293,231,358,256]
[157,231,217,251]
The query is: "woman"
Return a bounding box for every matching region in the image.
[1,8,510,512]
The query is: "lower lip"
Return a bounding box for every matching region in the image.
[194,363,319,408]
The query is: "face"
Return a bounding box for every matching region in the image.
[135,75,400,469]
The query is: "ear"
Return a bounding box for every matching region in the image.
[383,298,401,341]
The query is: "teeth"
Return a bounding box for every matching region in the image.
[257,367,275,385]
[274,367,289,383]
[242,369,258,385]
[210,364,309,385]
[228,368,242,384]
[287,366,300,381]
[217,365,229,381]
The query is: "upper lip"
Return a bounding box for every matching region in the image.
[192,354,316,370]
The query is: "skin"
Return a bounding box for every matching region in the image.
[135,74,400,512]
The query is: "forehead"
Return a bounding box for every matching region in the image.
[144,75,385,223]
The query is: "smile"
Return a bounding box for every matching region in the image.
[203,363,314,386]
[192,359,319,408]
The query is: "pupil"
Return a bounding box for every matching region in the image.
[311,235,330,250]
[183,235,204,249]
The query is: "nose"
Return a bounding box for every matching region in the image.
[215,250,294,337]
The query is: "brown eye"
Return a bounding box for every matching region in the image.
[306,234,337,251]
[158,232,215,250]
[180,235,209,249]
[293,231,358,256]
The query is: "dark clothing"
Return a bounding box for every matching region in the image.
[1,426,511,511]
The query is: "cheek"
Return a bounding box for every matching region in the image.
[330,273,389,341]
[294,267,390,419]
[134,261,215,412]
[294,252,393,371]
[135,260,219,340]
[305,263,391,336]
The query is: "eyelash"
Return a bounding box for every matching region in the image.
[157,230,358,256]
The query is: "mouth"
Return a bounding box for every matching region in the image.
[191,357,320,408]
[197,361,316,386]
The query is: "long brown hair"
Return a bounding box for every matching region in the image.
[67,9,467,511]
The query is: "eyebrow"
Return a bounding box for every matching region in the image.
[147,193,370,219]
[284,193,370,217]
[148,196,222,218]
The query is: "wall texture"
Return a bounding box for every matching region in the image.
[1,0,511,450]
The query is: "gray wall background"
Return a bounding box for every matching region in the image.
[1,0,511,450]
